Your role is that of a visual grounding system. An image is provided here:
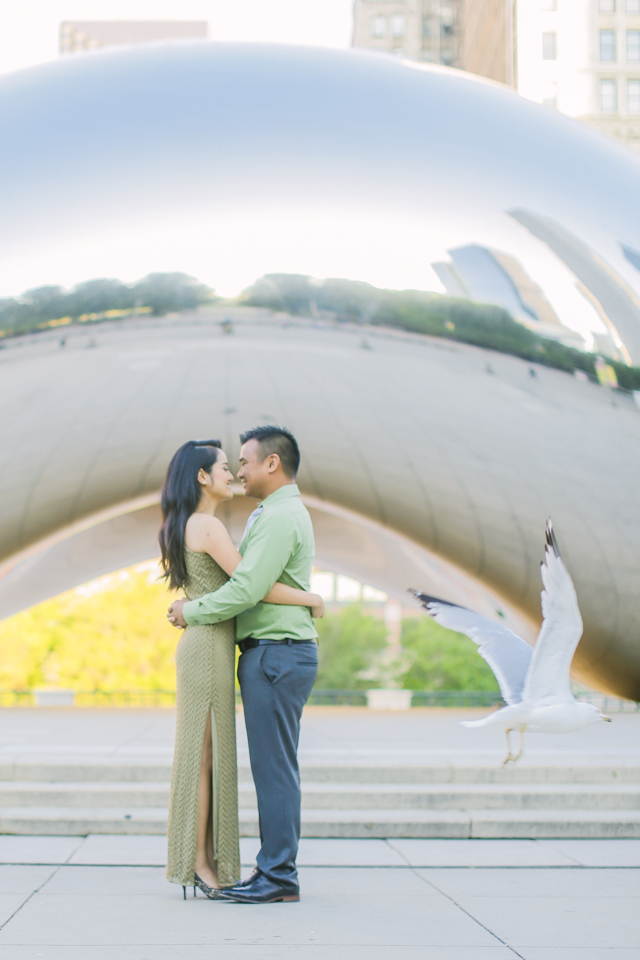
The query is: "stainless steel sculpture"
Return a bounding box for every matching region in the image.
[1,42,639,697]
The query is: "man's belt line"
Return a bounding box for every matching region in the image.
[237,637,317,652]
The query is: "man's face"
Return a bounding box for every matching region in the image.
[237,439,270,499]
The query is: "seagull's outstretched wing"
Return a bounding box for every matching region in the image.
[412,591,532,705]
[521,521,583,702]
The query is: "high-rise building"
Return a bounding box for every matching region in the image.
[353,0,640,150]
[59,21,209,55]
[516,0,640,151]
[459,0,515,85]
[352,1,460,67]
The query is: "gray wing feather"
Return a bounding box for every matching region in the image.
[423,601,533,705]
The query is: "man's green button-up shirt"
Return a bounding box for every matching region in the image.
[182,483,318,641]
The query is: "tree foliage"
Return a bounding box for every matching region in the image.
[0,273,214,338]
[314,605,388,690]
[243,273,640,390]
[0,565,178,692]
[399,617,500,692]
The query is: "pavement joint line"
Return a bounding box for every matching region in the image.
[540,844,585,867]
[411,868,526,960]
[2,861,640,869]
[385,838,412,865]
[0,838,83,934]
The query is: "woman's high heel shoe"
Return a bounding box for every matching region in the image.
[193,872,222,900]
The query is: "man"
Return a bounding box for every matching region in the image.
[168,426,318,904]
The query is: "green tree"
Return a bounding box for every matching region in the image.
[315,604,387,689]
[131,272,213,316]
[0,565,178,692]
[399,616,500,692]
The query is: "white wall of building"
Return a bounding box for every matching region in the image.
[517,0,593,116]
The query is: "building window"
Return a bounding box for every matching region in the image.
[440,4,455,26]
[628,79,640,112]
[600,30,616,61]
[390,14,406,37]
[542,0,557,9]
[542,32,557,59]
[599,0,615,10]
[370,15,386,38]
[600,78,618,112]
[628,31,640,61]
[626,0,640,12]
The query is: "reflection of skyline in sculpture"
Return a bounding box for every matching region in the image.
[509,209,640,365]
[432,244,584,348]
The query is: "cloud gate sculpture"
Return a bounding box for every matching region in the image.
[1,42,640,698]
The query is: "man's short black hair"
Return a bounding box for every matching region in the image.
[239,425,300,478]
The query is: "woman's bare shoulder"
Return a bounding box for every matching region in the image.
[184,513,228,551]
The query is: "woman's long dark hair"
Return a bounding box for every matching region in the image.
[159,440,222,590]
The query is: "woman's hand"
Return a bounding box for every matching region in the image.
[310,594,325,619]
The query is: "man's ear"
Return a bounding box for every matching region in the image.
[266,453,281,474]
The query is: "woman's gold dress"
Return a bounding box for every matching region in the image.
[166,549,241,889]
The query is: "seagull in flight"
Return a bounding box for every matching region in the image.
[412,521,611,764]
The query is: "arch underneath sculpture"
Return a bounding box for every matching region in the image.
[1,312,639,698]
[0,488,537,644]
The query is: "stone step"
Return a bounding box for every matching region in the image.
[302,784,640,811]
[2,781,639,811]
[2,806,639,839]
[3,761,640,785]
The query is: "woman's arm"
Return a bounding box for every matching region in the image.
[185,514,324,618]
[263,582,325,619]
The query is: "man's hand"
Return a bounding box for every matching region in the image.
[167,598,188,629]
[310,595,325,619]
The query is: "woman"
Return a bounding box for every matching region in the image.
[159,439,323,899]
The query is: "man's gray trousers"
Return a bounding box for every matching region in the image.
[237,640,318,890]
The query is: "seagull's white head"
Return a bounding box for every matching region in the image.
[577,702,612,726]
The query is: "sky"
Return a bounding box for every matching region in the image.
[0,1,353,75]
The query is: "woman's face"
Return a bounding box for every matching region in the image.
[208,451,234,500]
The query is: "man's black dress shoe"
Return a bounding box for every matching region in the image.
[238,867,259,887]
[218,869,299,903]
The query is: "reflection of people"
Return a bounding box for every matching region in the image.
[168,426,319,904]
[160,438,323,900]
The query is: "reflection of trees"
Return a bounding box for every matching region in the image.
[244,273,640,391]
[0,272,214,336]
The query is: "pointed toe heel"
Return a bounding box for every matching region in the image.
[194,872,222,900]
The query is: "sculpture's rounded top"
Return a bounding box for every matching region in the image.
[0,40,639,365]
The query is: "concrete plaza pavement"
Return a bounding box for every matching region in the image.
[2,705,638,765]
[0,834,640,958]
[0,707,639,955]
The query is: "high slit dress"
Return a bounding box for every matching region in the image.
[166,548,241,889]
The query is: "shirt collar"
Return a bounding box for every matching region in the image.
[260,483,300,509]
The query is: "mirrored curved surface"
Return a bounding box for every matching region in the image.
[0,43,639,696]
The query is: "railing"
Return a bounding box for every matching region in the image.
[1,688,638,711]
[410,690,505,708]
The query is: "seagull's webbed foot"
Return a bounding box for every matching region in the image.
[502,728,515,765]
[502,727,526,765]
[510,728,525,764]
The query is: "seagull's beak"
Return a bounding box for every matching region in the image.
[601,715,612,722]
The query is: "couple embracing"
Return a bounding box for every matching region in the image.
[160,426,324,903]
